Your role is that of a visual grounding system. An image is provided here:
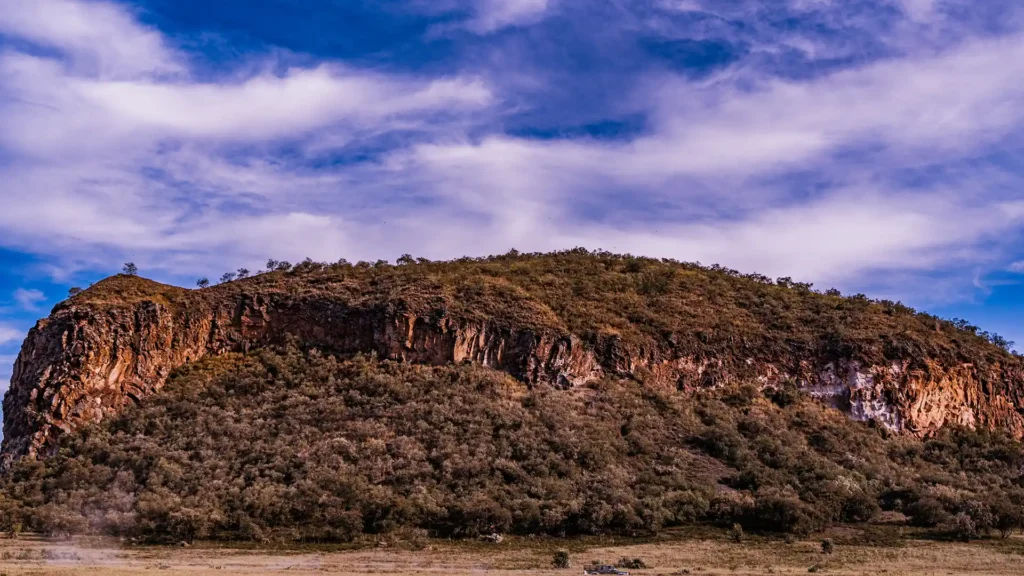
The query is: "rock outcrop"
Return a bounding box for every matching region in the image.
[4,265,1024,466]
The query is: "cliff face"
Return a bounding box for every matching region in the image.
[4,258,1024,465]
[1,277,607,462]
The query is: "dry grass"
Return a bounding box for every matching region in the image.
[2,532,1023,576]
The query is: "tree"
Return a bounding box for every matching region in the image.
[951,512,978,542]
[397,254,415,265]
[122,262,138,276]
[68,287,83,297]
[275,261,292,272]
[236,268,250,279]
[991,499,1023,538]
[265,259,280,272]
[906,497,947,527]
[196,278,210,289]
[990,334,1015,352]
[220,272,237,284]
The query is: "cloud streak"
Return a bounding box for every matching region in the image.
[12,289,44,311]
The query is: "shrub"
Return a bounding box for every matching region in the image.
[729,523,744,543]
[820,538,834,554]
[748,490,824,536]
[906,497,947,527]
[617,558,650,569]
[553,550,571,569]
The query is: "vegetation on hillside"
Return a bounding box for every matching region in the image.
[1,346,1023,543]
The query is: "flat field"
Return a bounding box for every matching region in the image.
[2,529,1024,576]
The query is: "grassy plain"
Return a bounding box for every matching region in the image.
[2,527,1024,576]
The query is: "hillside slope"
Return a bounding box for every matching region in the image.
[4,250,1024,465]
[1,346,1023,541]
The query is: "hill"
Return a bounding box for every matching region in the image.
[1,250,1024,541]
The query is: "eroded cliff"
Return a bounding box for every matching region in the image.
[4,253,1024,465]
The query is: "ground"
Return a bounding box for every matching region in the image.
[2,529,1024,576]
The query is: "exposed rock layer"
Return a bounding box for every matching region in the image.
[4,272,1024,465]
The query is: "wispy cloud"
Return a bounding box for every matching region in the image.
[0,0,181,78]
[467,0,551,33]
[12,289,45,311]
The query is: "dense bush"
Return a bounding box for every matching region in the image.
[1,344,1023,543]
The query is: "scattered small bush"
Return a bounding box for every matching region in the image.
[553,550,571,569]
[729,523,744,543]
[617,557,650,569]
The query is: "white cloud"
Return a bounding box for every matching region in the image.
[895,0,939,22]
[0,0,181,78]
[398,32,1024,231]
[70,68,490,142]
[0,53,491,158]
[1009,261,1024,273]
[12,289,45,311]
[413,32,1024,191]
[467,0,551,33]
[0,0,495,277]
[0,326,23,346]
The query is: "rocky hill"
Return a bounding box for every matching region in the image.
[5,251,1023,464]
[1,250,1023,541]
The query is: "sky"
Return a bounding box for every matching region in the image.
[3,0,1024,406]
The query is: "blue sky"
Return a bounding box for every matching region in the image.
[3,0,1024,403]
